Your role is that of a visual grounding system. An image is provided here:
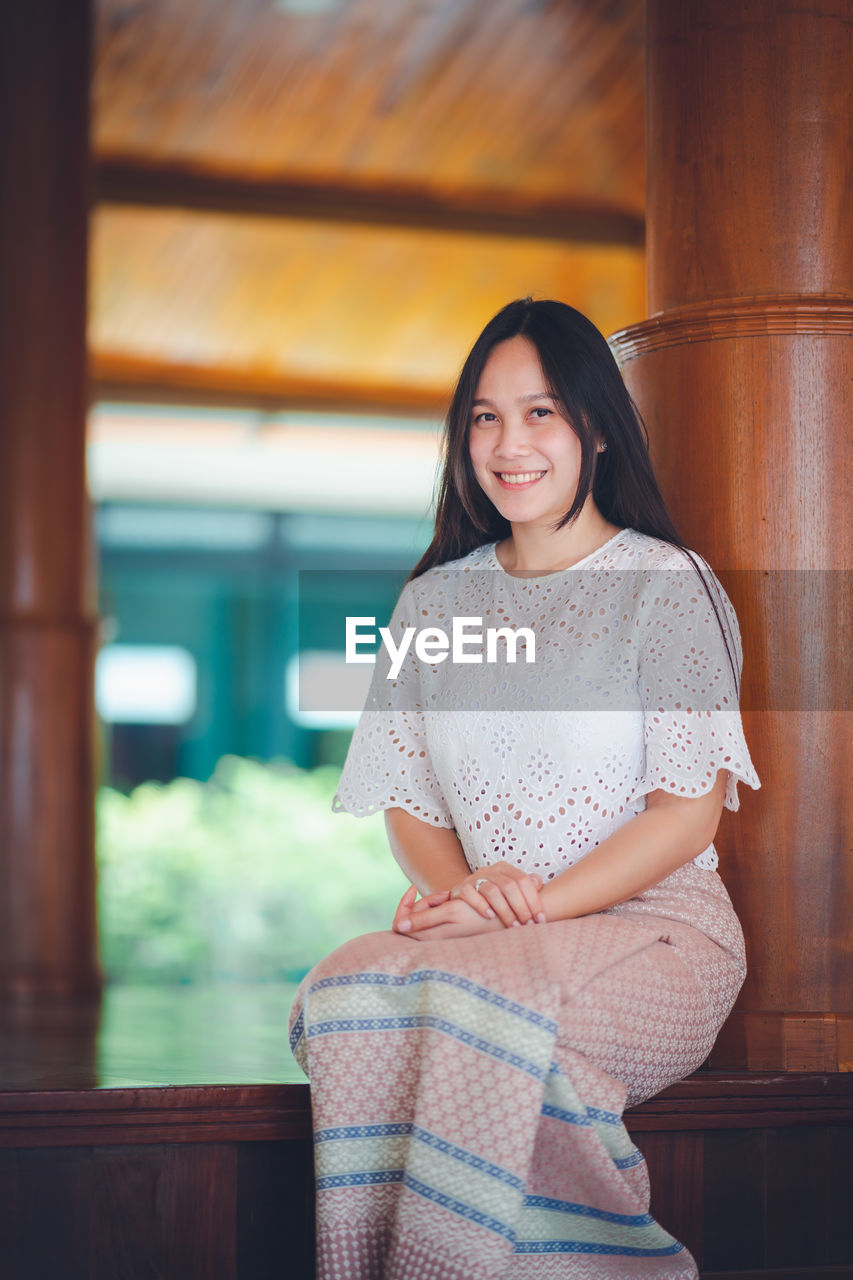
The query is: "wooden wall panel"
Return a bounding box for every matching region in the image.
[0,1140,315,1280]
[3,1123,850,1278]
[0,1144,239,1280]
[1,1146,92,1280]
[235,1141,315,1280]
[827,1125,853,1265]
[763,1127,831,1270]
[634,1129,704,1262]
[701,1129,766,1272]
[0,1075,850,1278]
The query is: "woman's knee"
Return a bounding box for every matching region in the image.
[304,928,405,986]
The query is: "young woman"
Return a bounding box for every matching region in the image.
[289,298,761,1279]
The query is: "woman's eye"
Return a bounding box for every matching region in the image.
[473,412,497,425]
[530,407,553,419]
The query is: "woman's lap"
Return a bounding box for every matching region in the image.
[289,865,744,1278]
[292,863,744,1105]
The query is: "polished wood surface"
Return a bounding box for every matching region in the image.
[2,983,852,1131]
[0,984,305,1093]
[610,0,853,1068]
[0,1,101,999]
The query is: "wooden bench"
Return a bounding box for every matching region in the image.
[2,1071,852,1278]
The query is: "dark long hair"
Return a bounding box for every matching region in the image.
[408,297,740,694]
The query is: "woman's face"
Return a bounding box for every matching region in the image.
[468,336,584,527]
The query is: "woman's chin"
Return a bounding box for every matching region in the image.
[488,488,550,520]
[497,500,562,528]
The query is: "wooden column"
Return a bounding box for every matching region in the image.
[611,0,853,1069]
[0,1,102,999]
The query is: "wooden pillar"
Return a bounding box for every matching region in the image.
[611,1,853,1069]
[0,1,101,999]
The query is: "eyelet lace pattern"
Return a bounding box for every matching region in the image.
[332,529,760,878]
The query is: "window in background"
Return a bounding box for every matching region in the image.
[89,403,438,787]
[96,644,198,725]
[88,405,434,980]
[96,644,198,788]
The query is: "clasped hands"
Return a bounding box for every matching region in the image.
[392,864,546,941]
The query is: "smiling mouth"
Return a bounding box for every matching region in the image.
[495,471,547,489]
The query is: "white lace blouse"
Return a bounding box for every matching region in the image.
[332,528,761,877]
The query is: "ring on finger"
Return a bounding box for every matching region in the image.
[474,877,489,892]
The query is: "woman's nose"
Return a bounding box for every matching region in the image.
[493,419,530,457]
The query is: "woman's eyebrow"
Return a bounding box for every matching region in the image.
[472,392,555,407]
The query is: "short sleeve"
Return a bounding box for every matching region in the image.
[626,555,761,812]
[331,580,455,827]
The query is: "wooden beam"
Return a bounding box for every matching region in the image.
[90,351,448,418]
[93,159,645,248]
[2,1071,852,1149]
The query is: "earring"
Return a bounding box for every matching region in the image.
[598,441,607,452]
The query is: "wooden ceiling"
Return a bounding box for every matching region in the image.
[91,0,646,415]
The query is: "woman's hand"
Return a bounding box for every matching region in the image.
[392,884,451,934]
[393,885,505,940]
[450,863,546,927]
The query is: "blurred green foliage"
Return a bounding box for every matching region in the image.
[96,755,409,985]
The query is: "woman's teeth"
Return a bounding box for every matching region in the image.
[498,472,546,485]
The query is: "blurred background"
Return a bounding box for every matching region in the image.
[89,0,647,989]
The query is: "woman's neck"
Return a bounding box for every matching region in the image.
[496,505,622,576]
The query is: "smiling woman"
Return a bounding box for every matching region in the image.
[467,334,620,572]
[290,298,760,1280]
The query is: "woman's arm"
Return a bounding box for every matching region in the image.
[384,808,471,894]
[404,770,728,938]
[537,769,728,921]
[385,808,544,929]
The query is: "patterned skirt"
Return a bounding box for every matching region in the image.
[288,862,746,1279]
